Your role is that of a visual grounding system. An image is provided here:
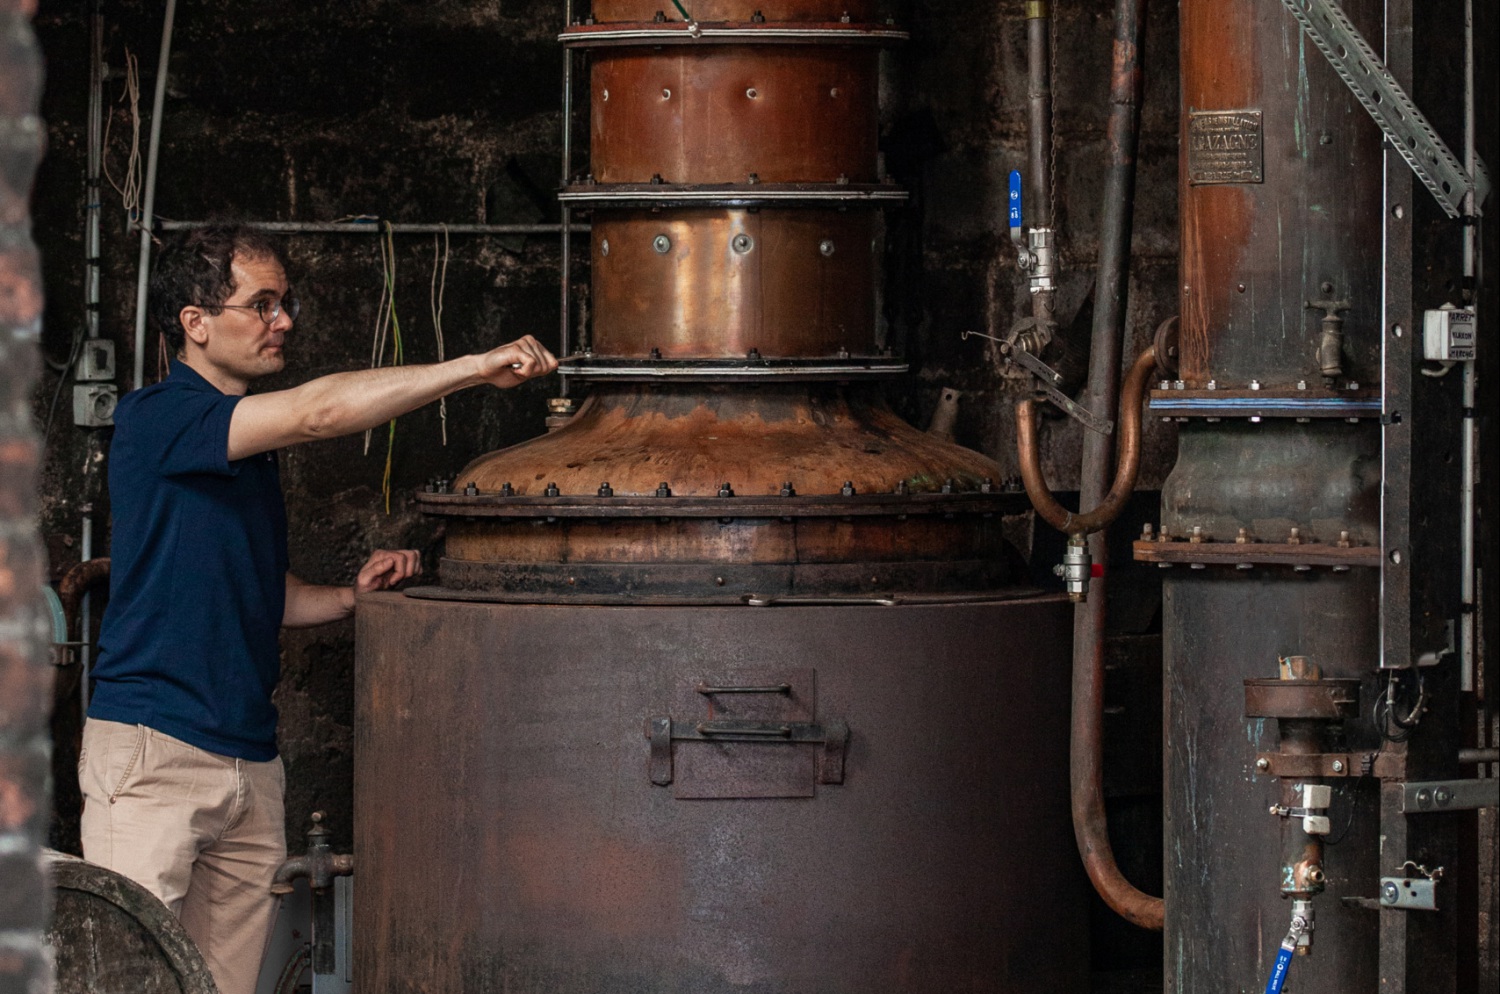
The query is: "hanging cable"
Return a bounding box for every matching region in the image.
[378,223,405,513]
[430,226,450,446]
[101,48,143,218]
[363,229,395,456]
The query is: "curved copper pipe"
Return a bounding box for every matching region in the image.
[53,557,110,717]
[58,557,110,642]
[1072,553,1166,929]
[1016,345,1157,538]
[1015,347,1165,930]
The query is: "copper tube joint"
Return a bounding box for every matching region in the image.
[1016,344,1157,539]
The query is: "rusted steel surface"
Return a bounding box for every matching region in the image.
[590,210,876,356]
[454,385,1004,499]
[590,1,883,23]
[1163,572,1385,993]
[1,7,50,993]
[433,555,1019,601]
[1178,0,1385,388]
[354,592,1085,994]
[444,514,1010,565]
[1158,421,1381,547]
[1243,678,1361,720]
[589,49,877,184]
[45,852,220,994]
[1134,540,1381,568]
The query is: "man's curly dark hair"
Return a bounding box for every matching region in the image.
[149,225,290,356]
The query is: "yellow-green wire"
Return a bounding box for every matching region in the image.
[381,222,405,513]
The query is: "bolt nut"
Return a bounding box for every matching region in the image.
[1331,760,1345,773]
[544,482,560,497]
[819,239,836,257]
[1256,758,1271,772]
[600,238,610,256]
[731,233,754,254]
[652,234,672,254]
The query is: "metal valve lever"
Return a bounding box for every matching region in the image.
[1009,170,1033,269]
[1009,170,1056,293]
[961,330,1115,436]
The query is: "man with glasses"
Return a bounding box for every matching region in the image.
[79,224,557,994]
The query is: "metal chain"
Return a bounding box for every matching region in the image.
[1048,4,1058,228]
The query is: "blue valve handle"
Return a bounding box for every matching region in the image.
[1264,942,1296,994]
[1008,170,1024,236]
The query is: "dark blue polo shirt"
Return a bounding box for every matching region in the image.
[90,360,289,761]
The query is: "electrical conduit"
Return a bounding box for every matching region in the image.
[131,0,177,390]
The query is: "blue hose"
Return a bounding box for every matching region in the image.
[1264,942,1296,994]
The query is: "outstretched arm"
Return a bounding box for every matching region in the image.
[228,336,556,461]
[282,549,422,628]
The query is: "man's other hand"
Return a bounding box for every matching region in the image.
[355,549,422,595]
[475,335,559,389]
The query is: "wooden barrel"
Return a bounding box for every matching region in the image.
[45,851,220,994]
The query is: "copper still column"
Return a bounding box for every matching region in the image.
[1137,0,1465,990]
[352,3,1085,992]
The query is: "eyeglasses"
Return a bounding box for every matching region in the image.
[217,292,300,325]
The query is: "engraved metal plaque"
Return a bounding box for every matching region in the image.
[1188,110,1264,185]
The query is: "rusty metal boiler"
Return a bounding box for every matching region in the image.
[1135,0,1473,990]
[351,3,1085,992]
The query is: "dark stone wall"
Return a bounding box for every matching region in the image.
[33,0,575,853]
[29,0,1181,946]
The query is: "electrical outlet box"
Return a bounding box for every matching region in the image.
[1423,308,1476,361]
[76,338,115,381]
[73,383,117,427]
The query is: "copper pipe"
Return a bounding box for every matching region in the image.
[1062,0,1161,930]
[1015,344,1156,538]
[53,557,111,717]
[58,557,110,642]
[1072,559,1165,930]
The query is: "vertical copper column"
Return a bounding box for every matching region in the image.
[1147,1,1391,990]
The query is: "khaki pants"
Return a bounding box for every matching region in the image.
[79,718,286,994]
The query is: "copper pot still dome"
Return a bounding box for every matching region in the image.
[352,3,1084,991]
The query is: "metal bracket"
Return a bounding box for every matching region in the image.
[1380,877,1439,911]
[648,716,849,787]
[1380,863,1444,911]
[1276,0,1490,218]
[1400,778,1500,813]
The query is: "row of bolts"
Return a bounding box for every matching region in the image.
[1141,522,1358,573]
[574,11,897,25]
[423,476,1027,498]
